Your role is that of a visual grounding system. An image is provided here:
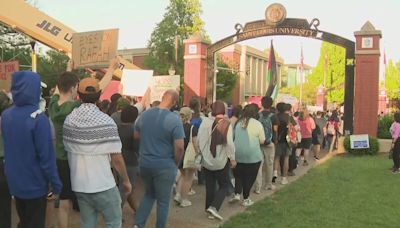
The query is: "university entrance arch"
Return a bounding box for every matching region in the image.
[183,4,382,136]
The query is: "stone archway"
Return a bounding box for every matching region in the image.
[183,4,381,136]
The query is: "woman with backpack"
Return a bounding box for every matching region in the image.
[296,110,316,166]
[326,112,340,152]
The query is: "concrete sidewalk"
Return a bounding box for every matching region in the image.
[11,149,335,228]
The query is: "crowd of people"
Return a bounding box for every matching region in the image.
[0,58,347,228]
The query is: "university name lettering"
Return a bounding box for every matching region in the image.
[238,27,317,40]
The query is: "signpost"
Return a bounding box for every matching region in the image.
[72,29,118,69]
[0,61,19,91]
[350,134,370,149]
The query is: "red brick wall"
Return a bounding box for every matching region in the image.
[132,56,147,69]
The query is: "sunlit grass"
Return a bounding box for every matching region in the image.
[223,155,400,228]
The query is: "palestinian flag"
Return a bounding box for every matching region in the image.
[265,41,278,99]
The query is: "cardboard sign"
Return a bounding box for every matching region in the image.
[350,134,370,149]
[120,70,153,96]
[72,29,118,69]
[150,75,180,102]
[0,61,19,91]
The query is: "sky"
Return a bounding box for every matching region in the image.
[33,0,399,68]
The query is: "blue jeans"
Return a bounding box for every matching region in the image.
[135,167,177,228]
[75,186,122,228]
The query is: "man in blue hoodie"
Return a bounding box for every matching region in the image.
[1,71,62,228]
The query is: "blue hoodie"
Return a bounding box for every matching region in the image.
[1,71,62,199]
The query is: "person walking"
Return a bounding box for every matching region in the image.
[198,101,236,220]
[134,90,185,228]
[63,78,131,228]
[273,103,293,185]
[254,97,278,193]
[312,111,327,160]
[296,110,315,166]
[174,107,199,207]
[230,104,265,206]
[2,71,62,228]
[116,105,140,213]
[390,112,400,174]
[48,59,118,227]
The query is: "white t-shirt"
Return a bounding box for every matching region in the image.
[69,153,116,193]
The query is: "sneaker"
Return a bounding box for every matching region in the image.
[392,169,399,174]
[228,194,241,203]
[206,207,223,221]
[265,184,276,190]
[303,160,309,166]
[288,171,296,176]
[180,199,192,207]
[281,177,288,185]
[174,193,181,203]
[314,156,320,160]
[188,189,196,196]
[242,198,254,207]
[254,187,261,194]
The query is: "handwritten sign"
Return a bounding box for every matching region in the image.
[150,75,180,102]
[350,134,370,149]
[72,29,118,69]
[0,61,19,91]
[120,70,153,96]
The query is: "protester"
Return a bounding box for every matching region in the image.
[48,58,118,227]
[229,104,264,206]
[111,97,131,125]
[98,99,111,114]
[273,103,293,185]
[189,97,204,185]
[390,112,400,174]
[134,90,184,228]
[229,105,243,127]
[254,96,278,193]
[296,109,315,166]
[0,91,12,228]
[117,105,140,212]
[198,101,236,220]
[312,111,327,160]
[2,71,62,228]
[108,93,123,116]
[63,77,131,227]
[174,107,199,207]
[326,111,340,152]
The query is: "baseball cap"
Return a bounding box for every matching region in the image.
[78,77,100,94]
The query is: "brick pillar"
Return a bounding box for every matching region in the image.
[183,33,210,105]
[353,21,382,136]
[316,85,325,108]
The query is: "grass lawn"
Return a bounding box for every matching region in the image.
[223,155,400,228]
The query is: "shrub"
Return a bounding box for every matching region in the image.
[343,135,380,155]
[377,114,394,139]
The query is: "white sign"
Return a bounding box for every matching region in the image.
[150,75,180,102]
[189,44,197,54]
[361,37,373,49]
[350,134,370,149]
[120,70,153,96]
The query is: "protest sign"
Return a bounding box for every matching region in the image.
[120,70,153,96]
[72,29,118,69]
[0,61,19,91]
[150,75,180,102]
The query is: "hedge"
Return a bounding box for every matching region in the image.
[343,135,380,155]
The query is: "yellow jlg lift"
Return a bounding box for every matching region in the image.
[0,0,140,77]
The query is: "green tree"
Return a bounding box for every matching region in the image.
[385,59,400,99]
[216,58,237,101]
[37,50,69,92]
[281,42,346,105]
[144,0,209,76]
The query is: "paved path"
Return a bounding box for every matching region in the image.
[11,149,335,228]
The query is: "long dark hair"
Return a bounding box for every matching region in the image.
[238,104,258,129]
